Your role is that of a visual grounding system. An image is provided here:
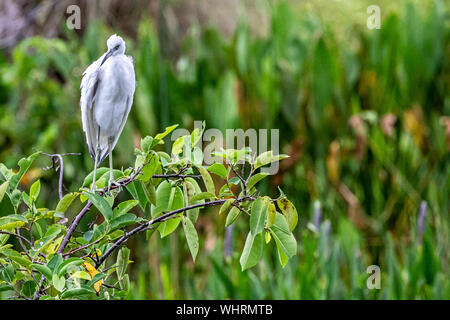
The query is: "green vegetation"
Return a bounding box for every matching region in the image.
[0,0,449,299]
[0,125,297,299]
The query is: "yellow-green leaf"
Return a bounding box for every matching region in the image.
[250,197,269,235]
[219,199,234,215]
[253,151,289,171]
[0,181,9,203]
[225,206,241,227]
[29,179,40,202]
[239,232,264,270]
[182,216,199,261]
[276,197,298,231]
[55,193,78,213]
[197,166,215,196]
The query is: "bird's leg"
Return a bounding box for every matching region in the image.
[91,128,102,193]
[90,153,99,193]
[107,144,121,195]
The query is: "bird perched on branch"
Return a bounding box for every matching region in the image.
[80,34,136,193]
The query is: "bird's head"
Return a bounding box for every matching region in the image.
[100,34,126,66]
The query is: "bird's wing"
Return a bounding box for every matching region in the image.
[80,54,105,160]
[108,57,136,153]
[108,91,134,154]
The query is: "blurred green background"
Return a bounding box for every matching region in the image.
[0,0,449,299]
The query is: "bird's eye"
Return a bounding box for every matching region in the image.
[114,45,120,50]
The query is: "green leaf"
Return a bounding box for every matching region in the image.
[269,213,297,265]
[265,231,271,243]
[250,197,269,235]
[151,181,184,238]
[21,280,37,298]
[219,199,234,215]
[116,247,130,279]
[151,181,173,218]
[110,213,137,230]
[191,123,205,147]
[0,220,25,230]
[60,286,95,299]
[0,181,9,203]
[253,151,289,170]
[197,166,215,196]
[191,129,200,146]
[113,200,139,218]
[184,178,203,223]
[0,193,15,218]
[9,152,40,190]
[191,147,204,166]
[70,271,92,280]
[52,273,66,292]
[97,170,123,189]
[55,193,78,213]
[2,264,14,282]
[120,274,130,292]
[0,284,13,293]
[276,197,298,231]
[212,148,251,164]
[172,136,185,155]
[87,272,107,287]
[154,124,179,142]
[0,214,27,230]
[266,200,277,228]
[82,167,109,188]
[247,172,270,190]
[57,258,85,277]
[140,136,154,153]
[32,264,52,280]
[272,232,289,267]
[239,232,264,270]
[29,179,40,202]
[83,191,113,222]
[182,216,199,261]
[225,206,241,227]
[46,254,63,273]
[207,163,228,178]
[32,227,62,257]
[0,164,13,182]
[146,182,157,206]
[189,192,215,203]
[126,180,149,210]
[158,216,182,238]
[140,153,160,182]
[10,189,22,208]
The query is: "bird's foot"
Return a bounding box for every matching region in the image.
[89,185,102,194]
[107,180,122,195]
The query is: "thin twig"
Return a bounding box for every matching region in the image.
[14,228,40,264]
[42,152,80,201]
[0,230,33,247]
[61,238,102,256]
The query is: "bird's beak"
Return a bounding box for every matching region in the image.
[100,50,113,66]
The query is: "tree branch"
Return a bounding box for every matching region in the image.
[95,195,255,268]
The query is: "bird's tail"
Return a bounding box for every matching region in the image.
[88,131,110,165]
[88,128,111,192]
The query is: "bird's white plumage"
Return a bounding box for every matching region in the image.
[80,34,136,165]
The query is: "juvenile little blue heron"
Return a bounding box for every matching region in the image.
[80,34,136,193]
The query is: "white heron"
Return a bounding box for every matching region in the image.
[80,34,136,193]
